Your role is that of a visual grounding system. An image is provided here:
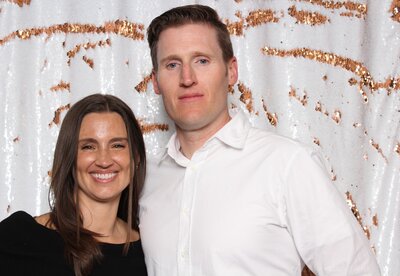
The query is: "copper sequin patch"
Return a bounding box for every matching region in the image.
[372,214,379,227]
[238,82,254,113]
[395,143,400,155]
[50,81,70,92]
[262,46,380,102]
[289,86,308,106]
[67,39,111,65]
[346,191,370,239]
[288,5,329,25]
[49,104,70,127]
[135,74,152,93]
[313,137,320,146]
[293,0,367,19]
[331,109,342,124]
[315,101,329,116]
[6,0,30,7]
[330,168,337,181]
[140,123,169,134]
[82,55,94,69]
[390,0,400,22]
[369,139,388,163]
[0,20,144,46]
[225,9,280,36]
[262,98,278,126]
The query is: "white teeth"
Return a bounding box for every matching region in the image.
[92,173,116,180]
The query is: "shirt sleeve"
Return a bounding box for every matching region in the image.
[282,146,381,276]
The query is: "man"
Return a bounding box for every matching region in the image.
[139,4,381,276]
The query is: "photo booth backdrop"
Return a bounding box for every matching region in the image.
[0,0,399,275]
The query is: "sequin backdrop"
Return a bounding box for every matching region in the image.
[0,0,399,275]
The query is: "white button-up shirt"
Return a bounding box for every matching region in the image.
[139,111,380,276]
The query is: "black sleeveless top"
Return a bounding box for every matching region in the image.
[0,211,147,276]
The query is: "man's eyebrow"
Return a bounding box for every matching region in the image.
[159,55,181,65]
[159,52,212,65]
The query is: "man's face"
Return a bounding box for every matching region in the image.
[152,23,238,134]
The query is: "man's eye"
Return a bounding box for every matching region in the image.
[198,58,209,64]
[166,62,178,69]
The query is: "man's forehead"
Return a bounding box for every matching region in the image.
[157,23,219,51]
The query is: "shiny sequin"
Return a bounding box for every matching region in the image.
[372,214,378,227]
[6,0,31,7]
[67,39,111,65]
[346,191,370,239]
[330,169,337,181]
[50,81,70,92]
[331,109,342,124]
[293,0,367,19]
[348,78,357,86]
[369,139,388,163]
[395,143,400,155]
[288,5,329,25]
[225,9,280,36]
[315,101,329,116]
[238,82,254,113]
[262,46,381,102]
[135,74,152,93]
[262,98,278,126]
[390,0,400,22]
[289,86,308,106]
[49,104,70,127]
[0,20,144,46]
[140,123,169,134]
[375,77,400,95]
[82,55,94,69]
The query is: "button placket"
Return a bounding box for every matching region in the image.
[176,150,207,276]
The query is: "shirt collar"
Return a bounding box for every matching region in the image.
[158,109,251,164]
[214,109,250,150]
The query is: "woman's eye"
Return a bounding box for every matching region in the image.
[112,143,126,149]
[81,144,94,150]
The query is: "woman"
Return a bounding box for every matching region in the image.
[0,94,147,276]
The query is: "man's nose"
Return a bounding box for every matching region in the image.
[180,64,197,87]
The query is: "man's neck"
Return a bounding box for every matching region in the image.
[176,115,231,159]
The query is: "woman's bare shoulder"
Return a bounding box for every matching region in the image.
[34,213,55,229]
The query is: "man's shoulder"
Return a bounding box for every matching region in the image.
[247,127,304,150]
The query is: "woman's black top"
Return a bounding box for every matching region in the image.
[0,211,147,276]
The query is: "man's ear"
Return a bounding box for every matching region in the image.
[228,57,238,86]
[152,70,161,95]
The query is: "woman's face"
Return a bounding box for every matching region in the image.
[75,112,132,207]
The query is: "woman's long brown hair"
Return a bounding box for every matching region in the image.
[49,94,146,276]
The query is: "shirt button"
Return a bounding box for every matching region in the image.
[182,207,189,215]
[181,250,186,258]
